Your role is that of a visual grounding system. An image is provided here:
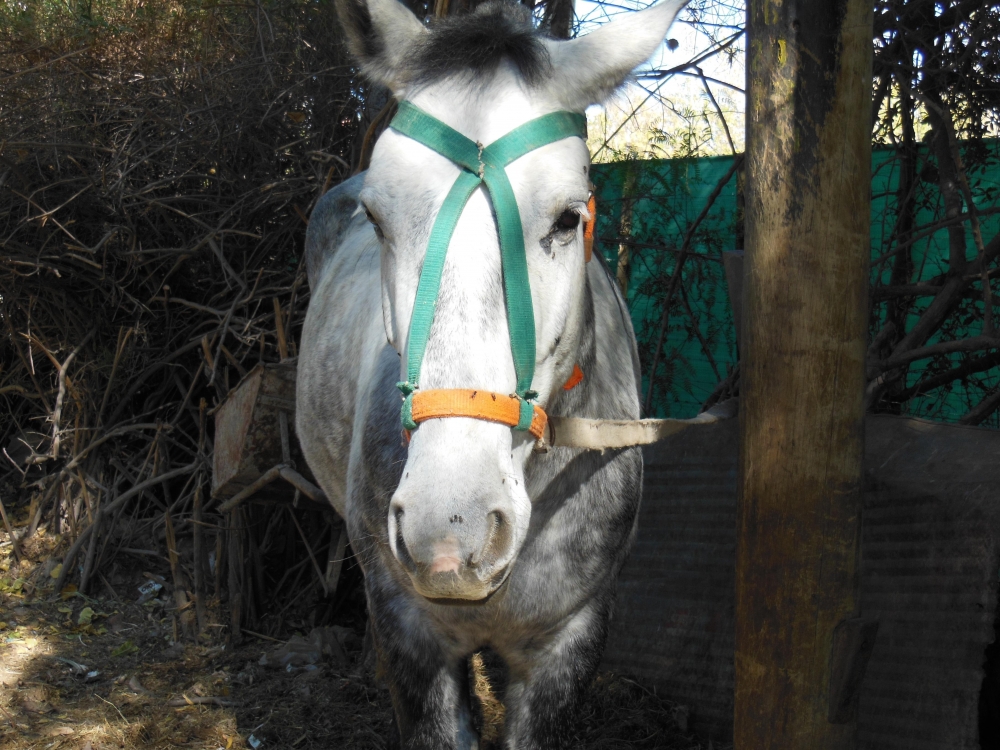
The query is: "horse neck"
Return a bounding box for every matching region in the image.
[550,260,642,423]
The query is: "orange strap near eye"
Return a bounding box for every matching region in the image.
[583,194,597,263]
[408,389,548,440]
[562,364,584,390]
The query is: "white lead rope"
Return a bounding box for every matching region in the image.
[539,398,738,451]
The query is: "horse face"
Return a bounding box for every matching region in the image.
[362,77,591,601]
[341,0,685,601]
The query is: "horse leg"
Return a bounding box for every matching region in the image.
[501,597,611,750]
[367,581,480,750]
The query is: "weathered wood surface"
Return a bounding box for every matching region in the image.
[212,360,300,500]
[739,0,874,746]
[211,359,333,512]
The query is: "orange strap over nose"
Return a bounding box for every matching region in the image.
[409,389,548,440]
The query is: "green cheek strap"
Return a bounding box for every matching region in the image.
[388,101,587,433]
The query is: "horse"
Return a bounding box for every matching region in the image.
[296,0,685,746]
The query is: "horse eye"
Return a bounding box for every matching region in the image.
[555,209,580,231]
[364,207,384,239]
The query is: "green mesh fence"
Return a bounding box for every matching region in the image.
[869,142,1000,423]
[591,140,1000,422]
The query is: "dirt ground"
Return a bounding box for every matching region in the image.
[0,518,722,750]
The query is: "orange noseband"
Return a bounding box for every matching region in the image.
[408,389,548,441]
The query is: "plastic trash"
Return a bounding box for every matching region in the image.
[136,580,162,604]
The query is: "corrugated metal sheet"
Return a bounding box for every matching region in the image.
[602,415,1000,747]
[602,418,739,741]
[858,416,1000,750]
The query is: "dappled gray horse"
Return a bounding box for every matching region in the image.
[296,0,685,746]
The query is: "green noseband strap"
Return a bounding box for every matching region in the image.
[388,101,587,433]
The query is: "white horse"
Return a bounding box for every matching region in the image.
[296,0,685,746]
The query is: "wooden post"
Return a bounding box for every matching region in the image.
[736,0,872,748]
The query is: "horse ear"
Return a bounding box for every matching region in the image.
[543,0,687,110]
[336,0,427,93]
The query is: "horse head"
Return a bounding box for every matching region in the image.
[337,0,685,601]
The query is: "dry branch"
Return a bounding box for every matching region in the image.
[863,1,1000,418]
[643,153,744,413]
[53,462,200,594]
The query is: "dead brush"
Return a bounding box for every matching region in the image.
[0,0,389,630]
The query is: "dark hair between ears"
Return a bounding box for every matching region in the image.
[412,1,550,85]
[337,0,551,87]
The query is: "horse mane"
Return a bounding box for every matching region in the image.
[411,1,550,85]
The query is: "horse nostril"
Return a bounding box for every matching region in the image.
[469,510,511,570]
[392,506,417,572]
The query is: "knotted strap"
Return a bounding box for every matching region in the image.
[389,101,587,435]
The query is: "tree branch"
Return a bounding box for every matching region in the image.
[644,154,744,414]
[897,349,1000,402]
[959,387,1000,426]
[879,334,999,373]
[884,232,1000,363]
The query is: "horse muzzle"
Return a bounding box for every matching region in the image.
[388,494,516,602]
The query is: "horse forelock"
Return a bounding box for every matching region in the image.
[410,0,550,87]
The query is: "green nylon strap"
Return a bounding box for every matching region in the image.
[389,101,587,432]
[400,170,482,431]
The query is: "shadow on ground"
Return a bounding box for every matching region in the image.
[0,516,721,750]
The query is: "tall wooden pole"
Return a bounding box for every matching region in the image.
[736,0,873,748]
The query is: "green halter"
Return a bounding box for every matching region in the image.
[388,101,588,433]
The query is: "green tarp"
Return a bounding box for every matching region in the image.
[591,141,1000,421]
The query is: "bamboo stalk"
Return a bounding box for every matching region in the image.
[164,509,195,639]
[53,462,198,593]
[192,476,206,634]
[97,326,133,426]
[273,297,289,361]
[51,327,96,460]
[78,500,101,595]
[227,510,243,644]
[0,493,23,563]
[288,507,329,597]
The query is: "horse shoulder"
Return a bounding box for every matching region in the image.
[304,172,367,287]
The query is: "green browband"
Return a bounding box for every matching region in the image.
[388,101,588,433]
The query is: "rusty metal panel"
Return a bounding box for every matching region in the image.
[602,415,1000,747]
[212,360,302,499]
